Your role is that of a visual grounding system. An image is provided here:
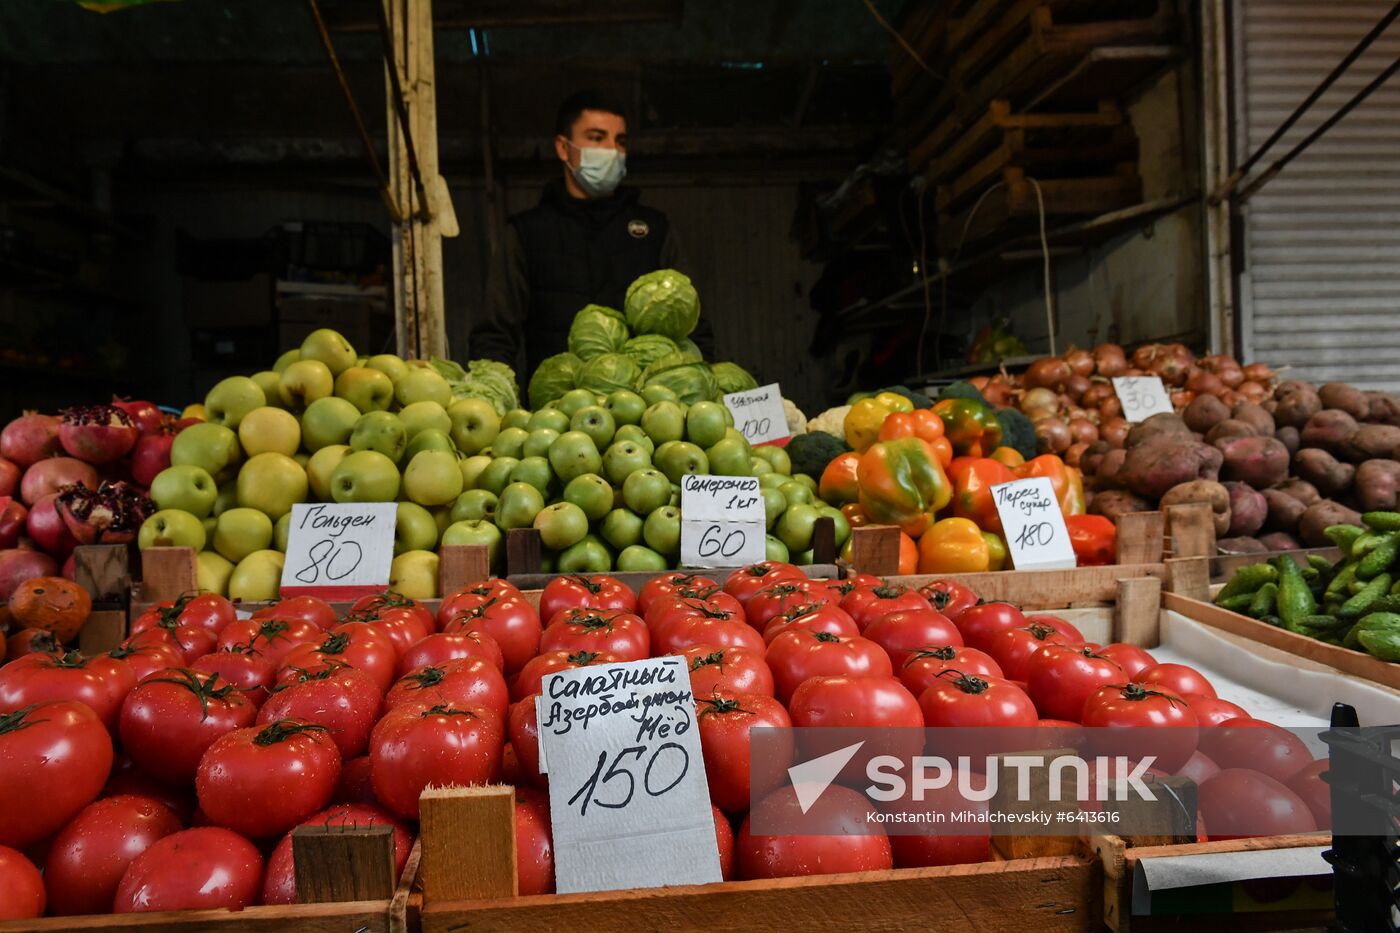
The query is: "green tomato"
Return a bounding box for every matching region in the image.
[754,444,792,476]
[600,508,645,550]
[643,505,682,558]
[765,534,791,563]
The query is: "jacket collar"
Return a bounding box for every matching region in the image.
[540,177,640,227]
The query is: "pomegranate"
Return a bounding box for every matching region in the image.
[0,413,62,466]
[0,548,57,600]
[19,457,98,506]
[0,498,26,549]
[130,432,175,488]
[58,405,138,464]
[0,457,18,498]
[56,481,154,546]
[26,493,78,559]
[111,397,165,437]
[62,552,76,580]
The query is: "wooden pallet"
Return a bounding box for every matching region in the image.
[923,98,1121,182]
[935,123,1137,212]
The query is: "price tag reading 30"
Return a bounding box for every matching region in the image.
[991,477,1076,571]
[679,474,766,568]
[723,383,790,447]
[278,502,395,600]
[1111,376,1173,423]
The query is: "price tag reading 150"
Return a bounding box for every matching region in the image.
[1111,376,1173,423]
[722,383,790,447]
[990,477,1076,571]
[278,502,396,600]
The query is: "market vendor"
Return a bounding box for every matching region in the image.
[469,90,714,375]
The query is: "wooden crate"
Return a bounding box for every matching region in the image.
[925,98,1122,184]
[73,544,134,654]
[937,162,1141,249]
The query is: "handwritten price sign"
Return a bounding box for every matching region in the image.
[1111,376,1173,423]
[278,502,395,600]
[536,656,721,893]
[679,474,766,568]
[723,383,789,447]
[991,477,1076,571]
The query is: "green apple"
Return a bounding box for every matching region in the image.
[557,388,599,418]
[759,471,788,491]
[150,465,219,518]
[460,454,492,490]
[655,441,709,485]
[669,484,682,507]
[605,390,647,426]
[450,489,498,523]
[602,440,652,486]
[570,406,616,450]
[779,481,813,509]
[600,508,644,550]
[252,371,286,410]
[614,424,655,454]
[724,427,747,445]
[238,407,301,457]
[300,396,360,451]
[301,328,357,376]
[539,552,557,574]
[617,544,667,572]
[477,457,519,496]
[557,535,613,574]
[405,429,455,462]
[330,450,401,503]
[204,376,266,429]
[495,482,545,530]
[534,501,589,551]
[236,452,308,520]
[442,519,503,569]
[399,401,452,441]
[509,457,555,497]
[776,503,820,553]
[138,509,207,551]
[523,428,560,460]
[229,549,286,602]
[274,512,292,551]
[432,505,454,536]
[294,452,310,470]
[389,550,439,600]
[762,487,786,529]
[278,359,335,411]
[334,366,395,413]
[685,401,728,449]
[213,507,274,563]
[817,505,852,550]
[171,422,242,484]
[755,445,792,476]
[403,449,465,506]
[527,408,570,434]
[563,473,614,521]
[273,348,301,373]
[641,384,679,406]
[448,398,501,455]
[491,427,529,460]
[196,550,235,596]
[350,411,407,463]
[623,468,671,515]
[202,515,217,541]
[750,457,774,477]
[395,501,439,554]
[793,474,819,493]
[548,431,602,484]
[706,437,752,476]
[502,408,532,431]
[792,548,814,567]
[641,401,686,445]
[642,506,681,558]
[367,353,410,384]
[306,444,352,501]
[213,480,238,517]
[766,535,791,563]
[395,368,452,408]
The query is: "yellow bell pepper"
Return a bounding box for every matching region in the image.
[982,531,1008,571]
[843,394,914,453]
[916,517,991,574]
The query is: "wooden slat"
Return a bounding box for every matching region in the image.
[419,785,518,901]
[73,543,131,605]
[78,609,128,655]
[848,525,902,576]
[1114,576,1162,647]
[0,902,399,932]
[293,825,397,903]
[888,562,1166,608]
[437,543,491,596]
[506,528,542,576]
[137,546,199,603]
[1115,511,1165,565]
[1164,557,1210,602]
[1165,502,1216,559]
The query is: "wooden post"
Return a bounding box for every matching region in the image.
[1166,502,1215,559]
[292,824,398,903]
[811,517,837,566]
[73,544,130,604]
[1114,511,1165,565]
[418,785,517,902]
[988,746,1080,860]
[1107,776,1197,848]
[506,528,542,578]
[438,544,491,596]
[1113,577,1162,647]
[1165,556,1211,602]
[79,611,128,656]
[138,547,198,604]
[849,525,902,576]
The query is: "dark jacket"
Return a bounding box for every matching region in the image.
[471,180,714,376]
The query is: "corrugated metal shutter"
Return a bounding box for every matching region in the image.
[1237,0,1400,390]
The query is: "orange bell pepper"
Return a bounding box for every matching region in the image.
[1015,454,1087,517]
[990,446,1025,469]
[840,502,870,528]
[898,532,919,575]
[878,409,945,445]
[818,452,861,506]
[928,436,953,468]
[916,517,991,574]
[946,457,1015,535]
[856,438,952,538]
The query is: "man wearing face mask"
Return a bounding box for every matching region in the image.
[470,90,714,374]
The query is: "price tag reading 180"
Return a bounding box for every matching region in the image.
[990,477,1076,571]
[723,383,790,447]
[1111,376,1173,423]
[679,475,766,569]
[278,502,396,600]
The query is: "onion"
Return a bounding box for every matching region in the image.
[1064,348,1095,378]
[1024,357,1073,392]
[1132,344,1164,369]
[1237,380,1270,403]
[1068,418,1099,445]
[1218,389,1241,407]
[968,375,990,391]
[1065,373,1091,401]
[1155,352,1191,387]
[1217,365,1244,389]
[1099,396,1123,419]
[1020,387,1060,420]
[1100,417,1130,448]
[1171,390,1194,409]
[1243,363,1274,384]
[1093,344,1128,377]
[1186,370,1223,396]
[982,377,1015,408]
[1035,417,1072,454]
[1064,442,1090,468]
[1165,343,1196,366]
[1081,383,1113,409]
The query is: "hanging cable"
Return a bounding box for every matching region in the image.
[1027,177,1055,355]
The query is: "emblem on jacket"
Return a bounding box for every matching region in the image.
[627,220,650,238]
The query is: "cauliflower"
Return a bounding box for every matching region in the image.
[807,405,851,437]
[782,398,807,436]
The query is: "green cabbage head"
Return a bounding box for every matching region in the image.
[624,269,700,340]
[577,352,642,395]
[528,352,583,410]
[567,305,630,361]
[642,356,719,405]
[710,361,758,395]
[622,334,679,369]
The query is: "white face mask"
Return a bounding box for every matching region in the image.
[566,142,626,197]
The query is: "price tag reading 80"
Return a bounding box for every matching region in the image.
[1111,376,1173,423]
[278,502,396,599]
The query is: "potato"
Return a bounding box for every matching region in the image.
[1223,481,1268,537]
[1298,499,1363,547]
[1230,401,1275,437]
[1299,409,1359,453]
[1079,441,1113,481]
[1364,391,1400,427]
[1293,447,1356,495]
[1093,447,1128,490]
[1273,477,1320,506]
[1272,388,1321,429]
[1214,435,1290,488]
[1217,536,1269,555]
[1356,459,1400,511]
[1259,532,1303,551]
[1319,382,1370,420]
[1087,489,1153,523]
[1120,438,1223,499]
[1275,426,1300,456]
[1126,413,1192,449]
[1274,379,1316,399]
[1262,489,1306,533]
[1183,394,1231,434]
[1205,420,1257,444]
[1341,424,1400,462]
[1160,480,1230,536]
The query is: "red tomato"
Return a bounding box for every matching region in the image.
[883,781,990,868]
[696,694,793,815]
[0,649,131,732]
[508,698,546,789]
[713,805,735,881]
[5,628,60,661]
[102,757,196,823]
[258,666,383,759]
[765,630,892,703]
[1198,769,1317,840]
[512,649,621,702]
[790,675,924,783]
[1024,614,1084,643]
[131,593,236,639]
[723,561,805,604]
[1097,643,1157,679]
[744,582,832,631]
[1284,759,1331,829]
[681,644,774,699]
[840,583,932,632]
[260,803,412,905]
[1196,719,1313,783]
[648,597,747,636]
[541,607,650,661]
[0,701,112,849]
[898,645,1003,697]
[646,584,746,624]
[918,580,979,622]
[1081,683,1198,772]
[436,580,522,628]
[113,827,262,912]
[331,755,378,807]
[514,786,555,896]
[105,641,186,683]
[1183,694,1248,727]
[349,590,436,635]
[119,668,256,786]
[762,603,859,645]
[253,595,337,631]
[1024,645,1125,723]
[397,630,504,677]
[370,704,504,819]
[385,658,509,724]
[1134,663,1216,700]
[918,672,1037,728]
[125,617,215,665]
[539,574,637,623]
[216,615,322,667]
[43,795,183,916]
[983,622,1076,681]
[953,602,1027,653]
[196,719,341,839]
[862,608,962,669]
[280,623,398,694]
[344,605,431,656]
[637,572,718,617]
[737,784,891,879]
[652,612,766,657]
[191,646,275,709]
[1179,749,1222,786]
[443,595,542,674]
[0,844,44,919]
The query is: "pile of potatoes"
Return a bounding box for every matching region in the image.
[1080,379,1400,553]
